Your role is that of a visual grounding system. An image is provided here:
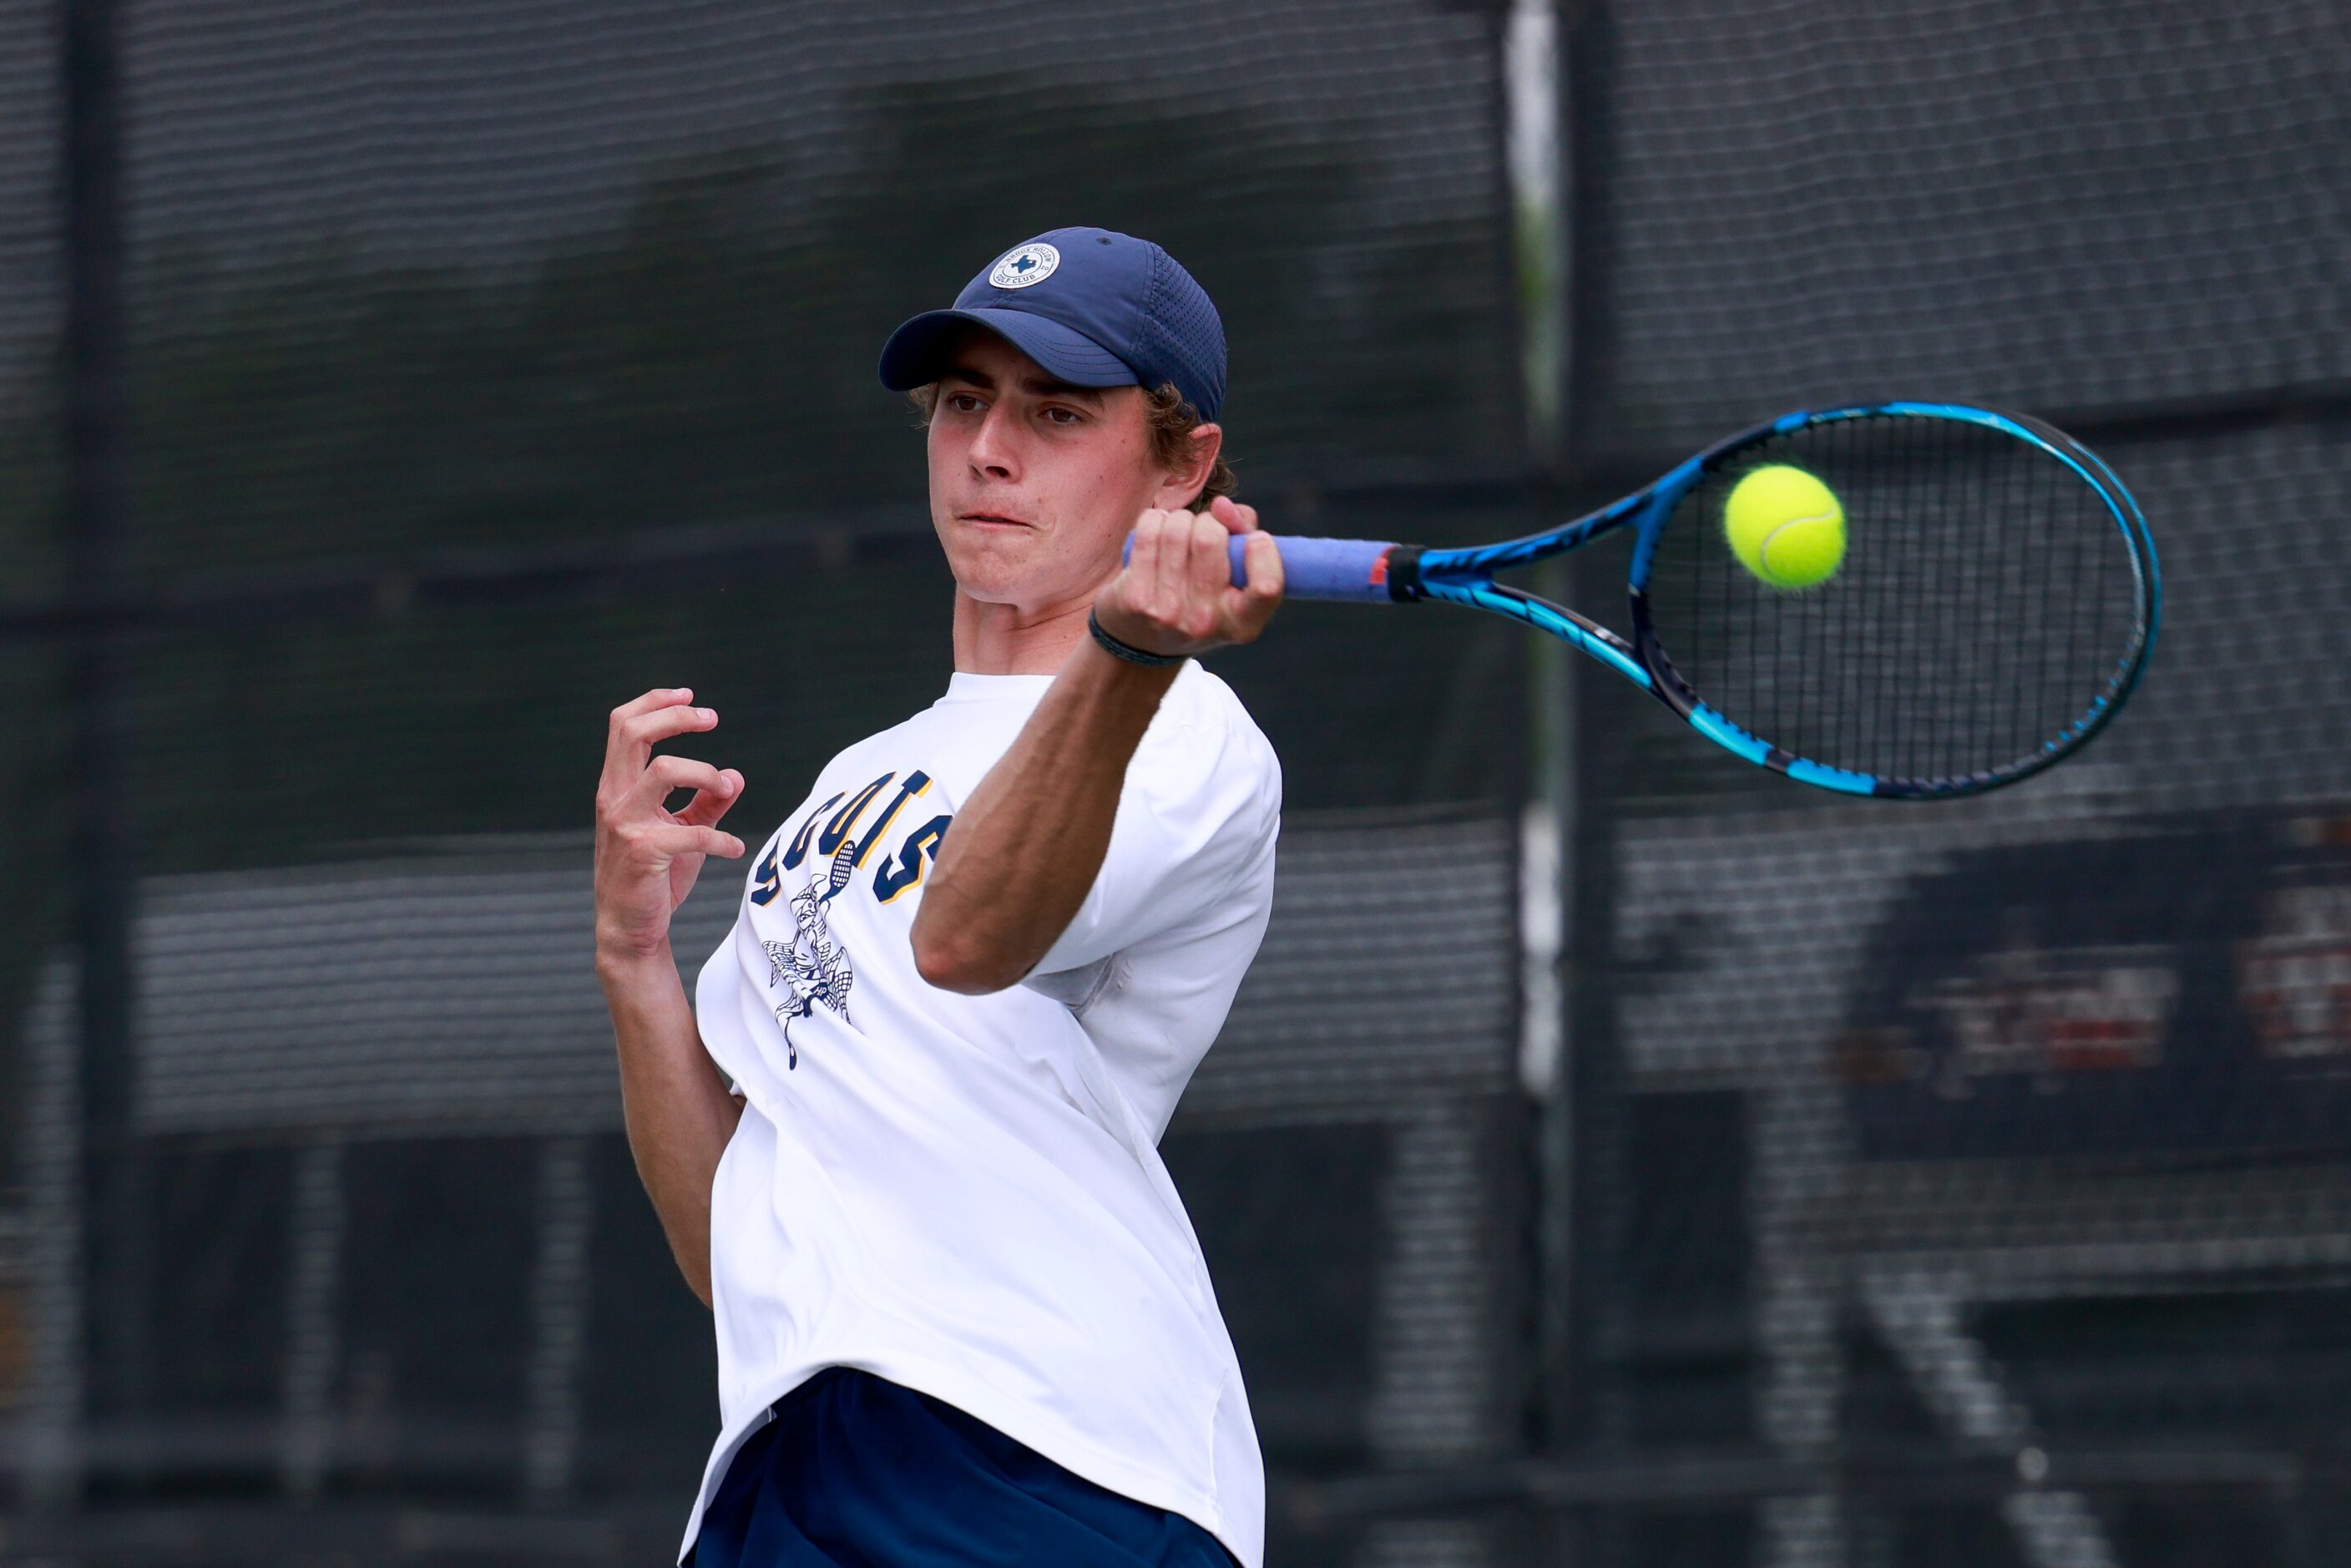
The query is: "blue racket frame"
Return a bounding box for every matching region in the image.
[1236,402,2161,801]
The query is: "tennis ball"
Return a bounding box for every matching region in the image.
[1723,464,1846,589]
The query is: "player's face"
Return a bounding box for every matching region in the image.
[925,331,1188,612]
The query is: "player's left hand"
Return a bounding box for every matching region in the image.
[1093,495,1284,660]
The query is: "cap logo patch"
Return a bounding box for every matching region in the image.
[988,242,1061,290]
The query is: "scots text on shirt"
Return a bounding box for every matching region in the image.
[750,770,951,908]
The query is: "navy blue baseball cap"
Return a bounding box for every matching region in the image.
[877,226,1227,422]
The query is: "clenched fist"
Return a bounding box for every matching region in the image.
[1091,495,1284,661]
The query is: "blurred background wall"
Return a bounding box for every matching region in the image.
[0,2,2346,1564]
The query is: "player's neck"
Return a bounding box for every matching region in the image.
[951,588,1095,675]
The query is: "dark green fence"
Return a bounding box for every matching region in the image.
[3,3,2348,1565]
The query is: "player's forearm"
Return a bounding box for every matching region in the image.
[911,639,1178,994]
[598,942,743,1305]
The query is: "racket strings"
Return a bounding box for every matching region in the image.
[1645,412,2142,789]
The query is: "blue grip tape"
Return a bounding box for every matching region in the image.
[1120,533,1398,603]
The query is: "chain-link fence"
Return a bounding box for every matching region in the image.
[1545,5,2351,1568]
[3,2,2347,1565]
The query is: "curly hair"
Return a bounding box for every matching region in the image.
[908,381,1237,508]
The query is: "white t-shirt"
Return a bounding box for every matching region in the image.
[680,663,1282,1566]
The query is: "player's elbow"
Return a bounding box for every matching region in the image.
[909,920,1024,995]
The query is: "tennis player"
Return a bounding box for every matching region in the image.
[593,228,1283,1567]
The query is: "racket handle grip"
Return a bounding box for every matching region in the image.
[1120,533,1401,603]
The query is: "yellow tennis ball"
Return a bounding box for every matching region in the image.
[1723,464,1846,589]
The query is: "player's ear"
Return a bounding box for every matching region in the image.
[1152,422,1221,511]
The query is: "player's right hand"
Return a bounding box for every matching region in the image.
[1093,495,1284,660]
[594,687,746,964]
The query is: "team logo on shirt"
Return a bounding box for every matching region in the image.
[747,768,953,1067]
[763,895,853,1070]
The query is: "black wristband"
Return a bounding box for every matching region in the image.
[1088,609,1186,668]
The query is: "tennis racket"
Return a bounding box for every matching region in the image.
[1209,402,2157,800]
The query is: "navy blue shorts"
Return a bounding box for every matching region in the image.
[685,1368,1237,1568]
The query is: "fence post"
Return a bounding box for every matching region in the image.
[60,0,147,1495]
[1552,1,1637,1560]
[1504,0,1575,1449]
